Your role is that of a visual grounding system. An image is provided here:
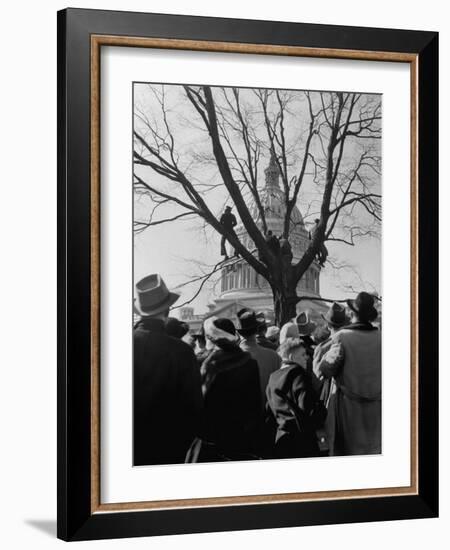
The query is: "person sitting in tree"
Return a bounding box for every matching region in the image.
[220,205,237,260]
[265,230,280,256]
[279,236,293,265]
[309,219,328,268]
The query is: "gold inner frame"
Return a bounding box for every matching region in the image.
[90,35,419,514]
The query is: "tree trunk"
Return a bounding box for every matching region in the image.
[272,286,298,327]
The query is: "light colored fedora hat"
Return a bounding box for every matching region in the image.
[134,274,180,317]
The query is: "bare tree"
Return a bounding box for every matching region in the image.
[134,84,381,325]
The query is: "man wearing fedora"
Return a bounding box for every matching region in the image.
[313,302,349,412]
[313,303,349,381]
[133,274,203,465]
[237,309,281,411]
[316,292,381,456]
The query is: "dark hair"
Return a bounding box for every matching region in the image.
[165,317,189,339]
[347,292,378,323]
[257,322,267,335]
[356,310,377,323]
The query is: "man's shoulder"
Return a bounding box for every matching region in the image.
[140,331,195,359]
[332,328,353,340]
[269,363,304,387]
[334,327,380,348]
[168,335,196,356]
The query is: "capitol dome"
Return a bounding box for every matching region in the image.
[249,155,305,228]
[213,153,321,320]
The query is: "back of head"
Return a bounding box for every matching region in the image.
[237,308,258,337]
[347,292,378,324]
[279,337,305,361]
[322,302,349,331]
[266,325,280,343]
[255,312,267,335]
[165,317,189,339]
[204,316,238,351]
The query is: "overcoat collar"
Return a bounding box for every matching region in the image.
[342,322,378,331]
[134,317,165,332]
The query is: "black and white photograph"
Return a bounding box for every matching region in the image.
[132,82,382,466]
[0,0,443,545]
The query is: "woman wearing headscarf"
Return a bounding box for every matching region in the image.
[266,338,326,459]
[316,292,381,456]
[279,319,300,345]
[185,317,262,463]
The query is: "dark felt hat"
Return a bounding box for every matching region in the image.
[346,292,378,322]
[134,274,179,317]
[236,309,259,335]
[321,302,349,328]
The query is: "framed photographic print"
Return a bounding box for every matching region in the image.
[57,8,438,542]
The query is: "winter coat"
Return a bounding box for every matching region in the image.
[266,361,326,458]
[313,337,336,407]
[133,318,203,465]
[240,337,281,410]
[317,323,381,456]
[186,341,261,462]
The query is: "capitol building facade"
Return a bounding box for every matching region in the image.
[180,154,323,332]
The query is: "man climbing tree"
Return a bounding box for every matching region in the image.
[265,230,280,257]
[219,206,238,259]
[309,219,329,268]
[279,236,293,266]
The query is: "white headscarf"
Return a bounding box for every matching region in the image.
[203,317,238,344]
[279,320,300,345]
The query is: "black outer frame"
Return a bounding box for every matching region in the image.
[57,8,438,542]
